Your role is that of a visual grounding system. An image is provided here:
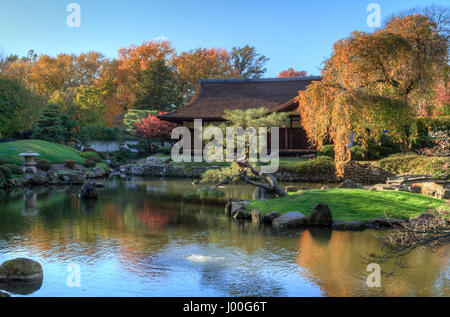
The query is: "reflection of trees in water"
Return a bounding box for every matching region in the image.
[296,229,449,296]
[2,179,448,296]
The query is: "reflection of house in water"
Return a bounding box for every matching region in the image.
[296,229,449,296]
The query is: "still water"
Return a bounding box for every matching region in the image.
[0,178,448,297]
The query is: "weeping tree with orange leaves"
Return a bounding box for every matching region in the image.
[297,14,448,176]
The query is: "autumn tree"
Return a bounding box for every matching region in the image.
[277,68,307,78]
[134,59,183,112]
[123,109,157,135]
[135,113,177,154]
[297,14,448,176]
[115,40,175,110]
[171,47,233,100]
[230,45,269,79]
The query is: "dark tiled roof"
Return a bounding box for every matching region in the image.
[159,76,321,121]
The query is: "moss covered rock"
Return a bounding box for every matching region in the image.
[0,258,43,282]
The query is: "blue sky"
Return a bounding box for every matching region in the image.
[0,0,448,77]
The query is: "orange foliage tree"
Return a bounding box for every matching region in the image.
[297,15,448,176]
[277,68,307,78]
[114,40,175,111]
[171,47,233,99]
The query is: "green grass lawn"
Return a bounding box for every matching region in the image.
[247,189,447,221]
[0,140,85,164]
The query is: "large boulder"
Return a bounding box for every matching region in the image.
[332,220,366,231]
[252,187,277,201]
[337,179,362,189]
[31,174,46,185]
[308,203,333,227]
[422,182,449,199]
[272,212,307,228]
[80,182,98,200]
[263,211,281,223]
[87,167,107,179]
[0,258,43,282]
[230,200,250,219]
[63,173,86,185]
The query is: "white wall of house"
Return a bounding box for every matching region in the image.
[81,141,139,153]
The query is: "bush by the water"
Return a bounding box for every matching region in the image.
[81,151,101,160]
[317,135,401,161]
[64,160,77,169]
[36,158,52,171]
[317,145,335,158]
[0,157,14,165]
[350,145,365,160]
[280,156,336,177]
[378,153,449,175]
[0,166,12,179]
[1,164,23,175]
[83,159,96,168]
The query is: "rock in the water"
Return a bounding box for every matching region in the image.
[0,258,43,282]
[366,218,404,229]
[252,187,277,201]
[224,199,236,216]
[308,203,333,227]
[263,211,281,223]
[87,167,107,179]
[0,290,10,297]
[31,174,46,185]
[230,200,250,219]
[80,182,98,200]
[251,209,262,225]
[272,212,307,228]
[332,220,366,231]
[422,182,449,199]
[284,186,299,193]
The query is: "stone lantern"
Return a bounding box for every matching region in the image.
[19,152,40,174]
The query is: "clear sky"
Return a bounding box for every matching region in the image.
[0,0,448,77]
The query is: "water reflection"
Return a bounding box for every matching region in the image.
[297,229,449,296]
[0,178,448,297]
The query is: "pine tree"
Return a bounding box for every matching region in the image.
[32,104,76,144]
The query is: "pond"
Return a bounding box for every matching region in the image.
[0,178,448,297]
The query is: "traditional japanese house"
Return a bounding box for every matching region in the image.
[158,76,321,156]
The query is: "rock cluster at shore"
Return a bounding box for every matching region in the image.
[226,198,410,232]
[1,167,108,189]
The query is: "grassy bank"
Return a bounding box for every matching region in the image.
[0,140,85,164]
[247,189,447,221]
